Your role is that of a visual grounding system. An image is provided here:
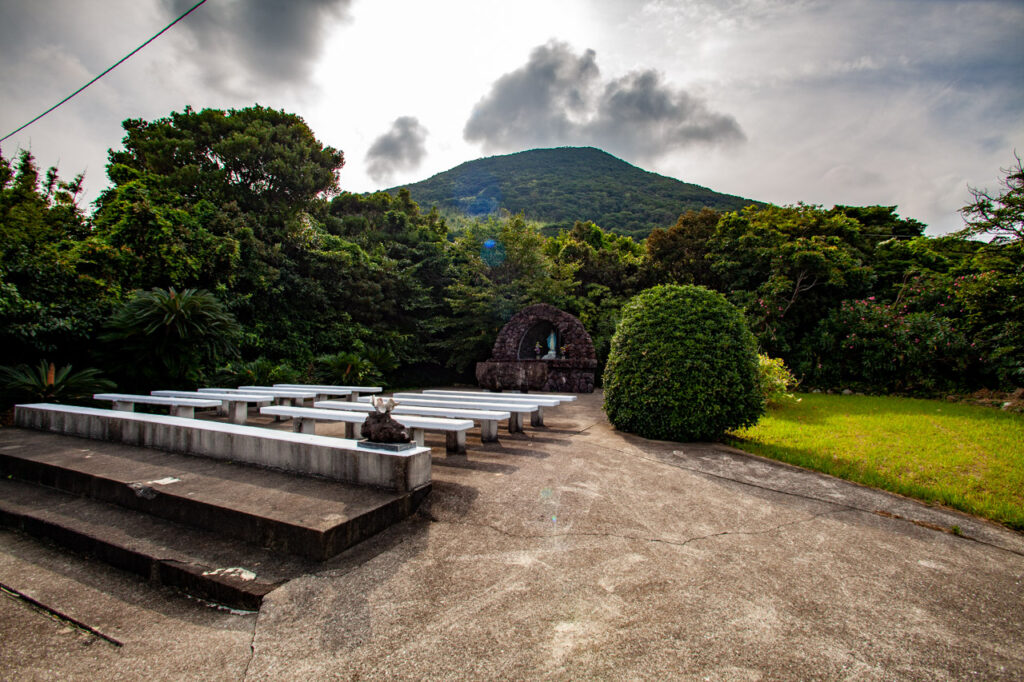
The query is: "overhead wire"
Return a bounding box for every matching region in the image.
[0,0,208,144]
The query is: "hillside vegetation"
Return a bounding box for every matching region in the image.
[387,147,758,238]
[2,105,1020,404]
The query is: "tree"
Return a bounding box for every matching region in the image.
[957,152,1024,244]
[645,207,721,285]
[704,204,872,362]
[0,150,121,365]
[439,214,576,373]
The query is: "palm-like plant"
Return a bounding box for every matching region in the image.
[0,360,115,402]
[103,287,241,385]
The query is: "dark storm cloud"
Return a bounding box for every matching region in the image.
[164,0,352,90]
[365,116,429,183]
[463,41,600,150]
[590,70,744,157]
[464,41,743,160]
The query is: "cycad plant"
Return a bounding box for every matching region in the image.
[103,287,241,386]
[0,360,115,402]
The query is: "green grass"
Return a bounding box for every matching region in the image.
[727,393,1024,530]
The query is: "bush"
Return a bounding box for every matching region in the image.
[603,284,764,441]
[808,297,973,394]
[757,354,799,405]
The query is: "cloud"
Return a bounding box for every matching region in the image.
[162,0,352,93]
[464,40,744,160]
[365,116,429,183]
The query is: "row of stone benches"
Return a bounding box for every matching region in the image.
[93,386,577,453]
[15,403,431,492]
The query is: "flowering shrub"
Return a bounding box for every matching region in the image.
[757,354,800,405]
[809,297,973,394]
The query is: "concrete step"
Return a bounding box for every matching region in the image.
[0,429,429,561]
[0,476,306,610]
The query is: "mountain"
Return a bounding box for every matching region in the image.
[385,147,759,238]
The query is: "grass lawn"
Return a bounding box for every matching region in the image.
[727,393,1024,531]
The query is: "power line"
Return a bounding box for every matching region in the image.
[0,0,208,144]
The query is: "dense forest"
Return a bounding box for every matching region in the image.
[387,147,757,239]
[1,105,1021,403]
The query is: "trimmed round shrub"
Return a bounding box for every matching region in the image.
[603,284,764,441]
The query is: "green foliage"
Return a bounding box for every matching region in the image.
[438,213,576,373]
[808,294,972,394]
[0,360,114,402]
[314,351,377,385]
[603,284,764,441]
[0,151,122,365]
[706,204,873,361]
[645,207,721,285]
[389,147,758,239]
[757,354,799,405]
[5,110,1020,401]
[215,357,304,386]
[103,287,241,386]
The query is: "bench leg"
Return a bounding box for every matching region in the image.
[531,406,545,427]
[347,393,359,402]
[171,405,195,419]
[345,422,356,439]
[508,413,524,433]
[446,430,467,455]
[292,418,316,434]
[227,401,248,425]
[480,420,498,442]
[409,428,425,447]
[112,401,134,412]
[273,397,293,420]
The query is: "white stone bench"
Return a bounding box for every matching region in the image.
[15,403,431,492]
[315,400,509,442]
[261,406,474,454]
[92,393,223,419]
[387,393,548,425]
[422,389,577,403]
[417,390,564,425]
[152,390,273,425]
[200,387,319,419]
[274,384,382,403]
[364,394,539,432]
[235,386,337,406]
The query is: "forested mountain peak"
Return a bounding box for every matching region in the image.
[386,147,759,238]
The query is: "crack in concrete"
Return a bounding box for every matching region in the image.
[241,611,258,680]
[433,508,849,550]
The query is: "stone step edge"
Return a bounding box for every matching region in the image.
[0,487,279,611]
[0,450,428,562]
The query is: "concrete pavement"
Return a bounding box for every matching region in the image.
[2,389,1022,679]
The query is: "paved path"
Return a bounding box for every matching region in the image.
[2,390,1022,679]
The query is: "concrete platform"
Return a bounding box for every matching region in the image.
[2,390,1022,679]
[0,428,430,608]
[15,403,432,492]
[0,429,428,561]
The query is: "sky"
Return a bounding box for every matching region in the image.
[1,0,1021,235]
